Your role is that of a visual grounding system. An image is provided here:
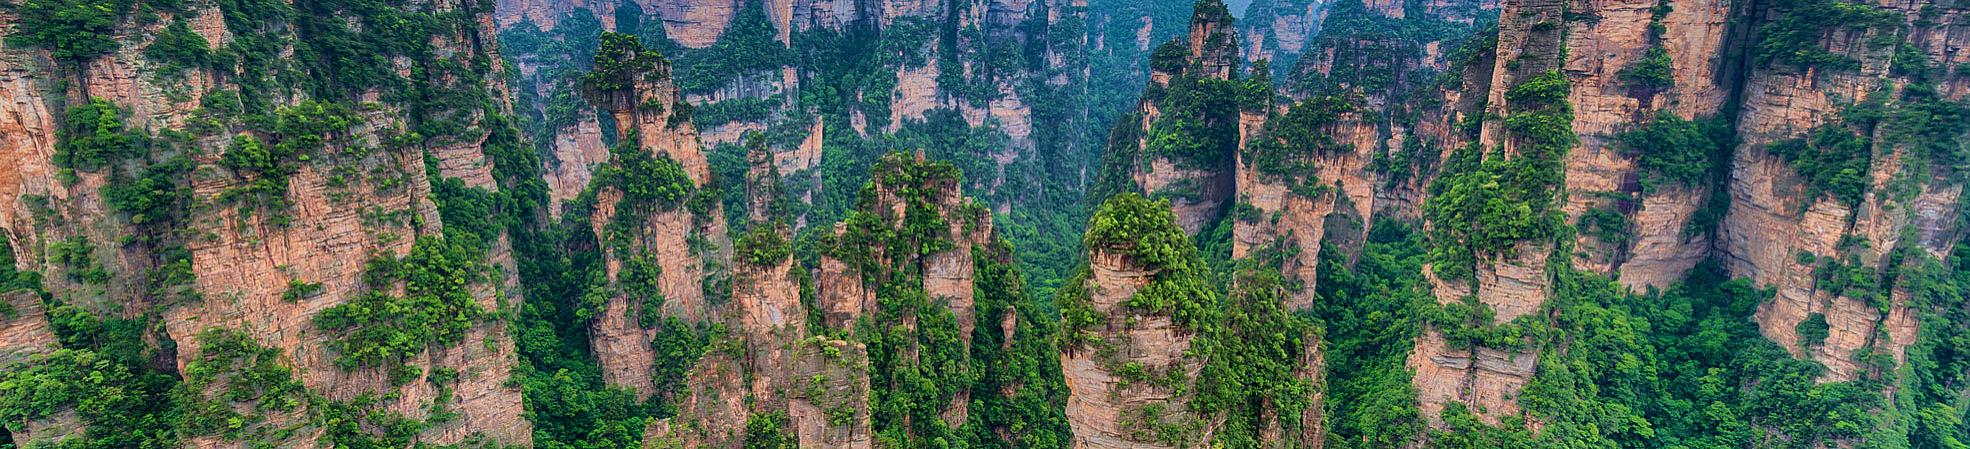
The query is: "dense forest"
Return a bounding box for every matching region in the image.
[0,0,1967,447]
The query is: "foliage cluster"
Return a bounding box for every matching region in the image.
[1144,74,1245,169]
[315,236,487,371]
[1755,0,1900,71]
[1617,113,1732,190]
[1244,94,1358,184]
[1769,124,1873,208]
[1424,70,1573,282]
[3,0,131,63]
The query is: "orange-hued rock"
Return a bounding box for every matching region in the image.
[1713,0,1970,380]
[736,253,806,409]
[816,223,878,327]
[166,124,532,447]
[1408,328,1536,426]
[646,352,750,449]
[0,17,63,269]
[788,338,876,449]
[1119,3,1243,236]
[812,153,989,335]
[889,60,942,130]
[650,0,741,49]
[583,50,735,397]
[1554,0,1732,289]
[0,291,57,364]
[1401,0,1565,426]
[0,0,540,442]
[1061,248,1212,449]
[545,116,612,219]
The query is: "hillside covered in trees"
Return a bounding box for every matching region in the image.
[0,0,1967,447]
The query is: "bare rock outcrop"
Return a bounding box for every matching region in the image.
[1060,248,1212,449]
[1556,0,1733,291]
[650,0,741,49]
[545,115,613,219]
[1119,1,1245,236]
[0,291,57,364]
[582,44,734,397]
[1716,0,1970,382]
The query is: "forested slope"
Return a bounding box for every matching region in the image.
[0,0,1967,448]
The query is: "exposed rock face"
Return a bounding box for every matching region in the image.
[813,153,990,335]
[649,152,1027,448]
[495,0,605,30]
[1291,333,1327,448]
[736,243,804,410]
[650,0,740,48]
[0,22,62,266]
[544,115,613,219]
[1135,153,1237,236]
[1232,146,1334,311]
[1238,0,1321,69]
[1556,0,1733,291]
[890,61,943,132]
[1233,106,1386,310]
[646,352,750,449]
[691,243,875,449]
[1060,248,1210,449]
[815,223,877,328]
[0,291,56,364]
[787,338,875,449]
[169,142,527,446]
[1404,0,1567,426]
[0,0,537,443]
[1715,0,1970,382]
[1185,0,1240,79]
[1120,1,1243,236]
[1232,0,1498,308]
[731,249,874,448]
[584,51,734,397]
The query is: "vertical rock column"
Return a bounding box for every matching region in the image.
[581,34,734,398]
[1060,194,1216,449]
[1557,0,1734,290]
[1125,0,1243,235]
[1408,0,1568,426]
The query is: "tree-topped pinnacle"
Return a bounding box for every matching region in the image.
[1085,193,1198,271]
[579,32,670,113]
[1192,0,1236,26]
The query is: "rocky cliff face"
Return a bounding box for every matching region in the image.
[1377,0,1970,432]
[1058,198,1217,449]
[1060,248,1210,449]
[1556,0,1735,291]
[1060,192,1322,449]
[1109,0,1244,236]
[1410,0,1560,425]
[0,0,536,444]
[1238,0,1321,71]
[0,292,55,364]
[1717,0,1970,382]
[495,0,1184,277]
[1228,0,1496,312]
[577,35,732,399]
